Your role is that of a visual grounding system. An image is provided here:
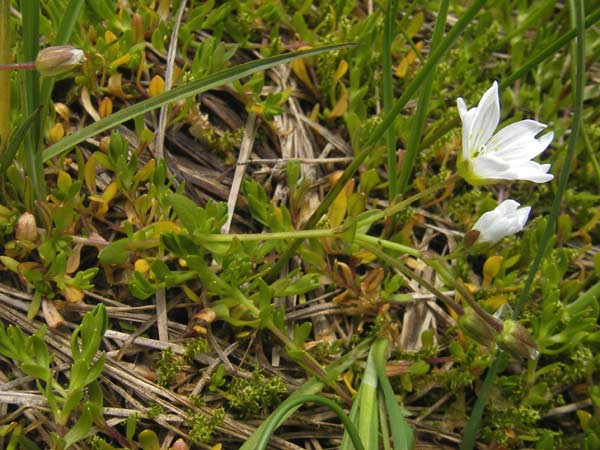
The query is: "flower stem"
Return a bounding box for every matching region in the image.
[358,240,464,316]
[357,173,458,230]
[0,62,36,70]
[355,232,421,258]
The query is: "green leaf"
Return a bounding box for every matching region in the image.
[138,430,160,450]
[168,193,203,234]
[63,405,93,448]
[98,238,131,265]
[130,271,156,300]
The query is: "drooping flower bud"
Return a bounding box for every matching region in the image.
[35,45,85,77]
[16,212,38,242]
[497,319,538,360]
[458,307,497,348]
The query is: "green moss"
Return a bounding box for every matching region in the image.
[184,337,210,363]
[156,347,181,387]
[226,369,287,418]
[187,407,225,445]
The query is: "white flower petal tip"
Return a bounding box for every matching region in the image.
[467,200,531,246]
[457,82,554,185]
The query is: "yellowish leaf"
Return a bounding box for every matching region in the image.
[148,75,165,97]
[396,41,423,78]
[292,55,316,94]
[133,159,156,183]
[110,53,131,69]
[333,59,349,84]
[99,97,113,118]
[84,154,97,193]
[327,83,349,120]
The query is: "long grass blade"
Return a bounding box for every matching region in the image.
[373,338,414,450]
[0,0,10,158]
[383,0,398,202]
[255,395,365,450]
[396,0,448,195]
[21,0,44,200]
[43,43,354,161]
[0,108,41,174]
[461,1,587,447]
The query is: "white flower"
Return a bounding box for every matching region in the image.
[468,199,531,245]
[457,81,554,185]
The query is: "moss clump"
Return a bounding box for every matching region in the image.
[156,347,181,386]
[226,369,287,418]
[187,407,225,445]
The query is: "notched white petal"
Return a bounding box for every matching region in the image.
[469,81,500,153]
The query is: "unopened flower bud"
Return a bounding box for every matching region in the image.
[16,212,38,242]
[35,45,85,77]
[170,439,190,450]
[458,307,496,348]
[497,319,538,360]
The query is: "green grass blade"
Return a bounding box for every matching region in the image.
[40,0,86,104]
[0,0,10,157]
[383,0,398,202]
[461,1,587,448]
[264,0,486,283]
[43,43,353,162]
[373,338,414,450]
[0,107,41,174]
[396,0,448,195]
[21,0,44,200]
[255,395,365,450]
[358,347,379,450]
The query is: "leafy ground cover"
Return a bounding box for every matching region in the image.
[0,1,599,449]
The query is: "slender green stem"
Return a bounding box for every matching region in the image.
[358,240,463,315]
[461,1,587,448]
[197,227,340,242]
[355,233,420,257]
[255,394,365,450]
[383,0,398,202]
[460,353,507,450]
[397,0,448,195]
[264,0,486,282]
[0,0,11,158]
[357,173,458,230]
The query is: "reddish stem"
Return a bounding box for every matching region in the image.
[0,62,35,70]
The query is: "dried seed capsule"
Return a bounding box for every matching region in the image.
[35,45,85,77]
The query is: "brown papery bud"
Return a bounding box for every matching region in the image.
[35,45,85,77]
[16,212,38,242]
[457,307,496,348]
[497,320,539,360]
